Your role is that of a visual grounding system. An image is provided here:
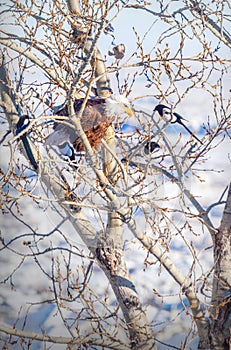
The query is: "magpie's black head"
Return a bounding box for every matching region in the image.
[154,104,170,116]
[144,141,160,154]
[154,104,184,123]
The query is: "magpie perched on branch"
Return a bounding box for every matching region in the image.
[144,141,160,154]
[16,115,38,170]
[154,104,202,144]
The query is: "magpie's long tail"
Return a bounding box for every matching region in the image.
[21,136,38,170]
[178,120,202,145]
[16,116,38,170]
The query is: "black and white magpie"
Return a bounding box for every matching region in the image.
[16,115,38,170]
[144,141,160,154]
[154,104,202,144]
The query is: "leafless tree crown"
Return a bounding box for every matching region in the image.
[0,0,230,349]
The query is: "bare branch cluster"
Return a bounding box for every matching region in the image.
[0,0,230,349]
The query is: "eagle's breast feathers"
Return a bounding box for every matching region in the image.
[45,95,132,153]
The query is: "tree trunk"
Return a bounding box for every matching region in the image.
[65,1,157,348]
[210,183,231,349]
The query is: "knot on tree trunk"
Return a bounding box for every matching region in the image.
[96,235,122,272]
[124,295,141,309]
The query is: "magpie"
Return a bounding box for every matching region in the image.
[59,142,75,161]
[144,141,160,154]
[154,104,202,144]
[59,141,78,169]
[16,115,38,170]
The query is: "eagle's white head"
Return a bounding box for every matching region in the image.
[105,94,133,117]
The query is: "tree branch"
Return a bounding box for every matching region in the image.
[188,0,231,49]
[0,38,67,90]
[124,214,211,349]
[0,324,130,350]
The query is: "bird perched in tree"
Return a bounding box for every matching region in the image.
[154,104,202,144]
[45,94,133,157]
[16,115,38,170]
[144,141,160,154]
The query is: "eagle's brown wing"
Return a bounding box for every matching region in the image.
[73,121,112,152]
[46,98,114,152]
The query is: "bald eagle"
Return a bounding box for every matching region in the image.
[45,94,132,155]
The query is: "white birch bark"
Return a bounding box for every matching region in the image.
[210,183,231,350]
[67,1,157,348]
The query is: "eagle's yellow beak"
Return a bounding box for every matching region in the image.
[124,106,133,117]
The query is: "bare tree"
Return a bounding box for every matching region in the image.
[0,0,230,349]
